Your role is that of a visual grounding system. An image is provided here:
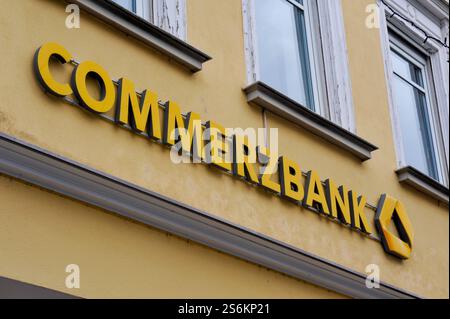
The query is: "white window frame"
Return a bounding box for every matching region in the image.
[135,0,152,21]
[242,0,356,133]
[152,0,187,41]
[113,0,187,40]
[390,34,444,181]
[112,0,152,20]
[378,0,449,185]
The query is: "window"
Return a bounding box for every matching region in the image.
[255,0,315,110]
[73,0,208,72]
[379,0,449,200]
[112,0,152,21]
[243,0,357,133]
[390,35,441,180]
[111,0,186,40]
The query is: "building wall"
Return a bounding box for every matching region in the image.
[0,175,344,298]
[0,0,448,298]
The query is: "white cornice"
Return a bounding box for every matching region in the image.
[423,0,449,20]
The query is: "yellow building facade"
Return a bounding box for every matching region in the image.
[0,0,448,298]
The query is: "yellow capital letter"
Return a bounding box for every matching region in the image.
[163,101,204,161]
[278,156,304,202]
[205,121,232,171]
[257,146,280,193]
[349,191,372,234]
[233,134,259,184]
[303,170,330,214]
[115,77,161,140]
[34,42,73,97]
[324,179,351,224]
[71,61,115,113]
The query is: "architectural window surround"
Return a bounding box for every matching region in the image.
[111,0,187,40]
[70,0,211,72]
[378,0,449,204]
[242,0,378,161]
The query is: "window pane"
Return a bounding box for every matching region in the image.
[112,0,135,12]
[411,64,424,87]
[391,51,424,87]
[391,51,413,82]
[111,0,152,22]
[391,52,439,179]
[255,0,314,109]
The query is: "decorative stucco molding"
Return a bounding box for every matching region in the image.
[243,82,378,161]
[396,166,449,204]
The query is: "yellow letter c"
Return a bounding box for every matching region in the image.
[34,42,73,97]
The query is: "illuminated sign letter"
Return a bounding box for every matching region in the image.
[233,135,259,184]
[303,170,330,214]
[205,121,232,171]
[278,157,304,202]
[349,191,372,234]
[324,179,351,224]
[71,61,115,113]
[163,101,203,160]
[34,42,73,97]
[185,112,204,162]
[115,77,162,140]
[257,146,280,193]
[375,194,414,259]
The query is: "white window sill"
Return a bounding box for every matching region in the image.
[243,82,378,161]
[70,0,211,72]
[396,166,449,205]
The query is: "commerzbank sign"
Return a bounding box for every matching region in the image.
[33,42,414,260]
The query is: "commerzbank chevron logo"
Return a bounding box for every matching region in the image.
[375,194,414,259]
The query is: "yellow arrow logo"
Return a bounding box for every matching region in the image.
[375,194,414,259]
